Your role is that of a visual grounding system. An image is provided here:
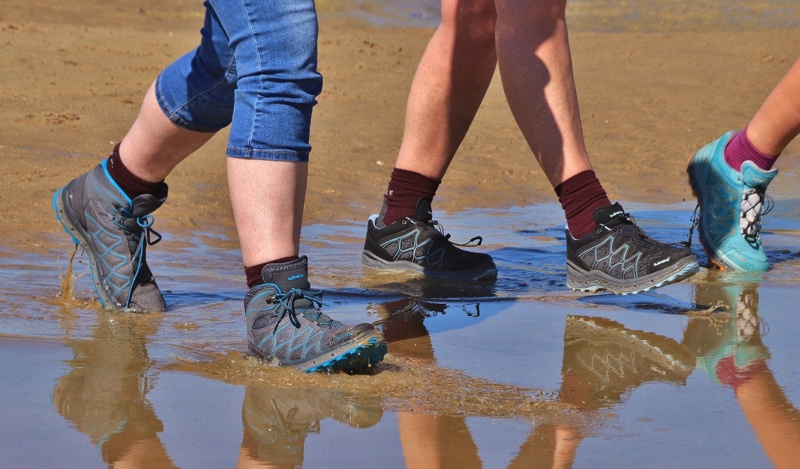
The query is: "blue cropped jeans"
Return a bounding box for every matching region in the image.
[155,0,321,162]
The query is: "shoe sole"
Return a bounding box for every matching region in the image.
[566,255,699,295]
[53,189,117,309]
[248,332,388,373]
[361,251,498,282]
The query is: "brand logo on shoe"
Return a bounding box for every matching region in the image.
[653,257,670,266]
[288,274,305,281]
[610,210,624,218]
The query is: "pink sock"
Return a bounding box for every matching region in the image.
[724,127,778,172]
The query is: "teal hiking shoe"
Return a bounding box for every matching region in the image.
[53,161,167,312]
[245,256,387,373]
[687,132,778,271]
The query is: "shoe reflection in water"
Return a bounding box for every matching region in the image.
[238,386,384,467]
[375,298,698,467]
[508,314,696,467]
[52,313,177,467]
[685,280,800,467]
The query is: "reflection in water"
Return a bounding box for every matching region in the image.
[525,314,695,467]
[685,278,800,467]
[372,297,698,467]
[238,385,383,467]
[52,312,177,467]
[561,315,694,411]
[378,298,481,469]
[373,297,696,467]
[49,272,800,467]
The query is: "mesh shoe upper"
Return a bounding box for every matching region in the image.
[53,161,167,312]
[245,256,387,372]
[362,198,497,281]
[566,203,698,294]
[687,132,778,271]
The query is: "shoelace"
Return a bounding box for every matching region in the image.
[685,205,700,248]
[270,288,326,333]
[684,191,773,248]
[600,212,654,247]
[429,219,484,247]
[123,213,162,308]
[740,188,773,244]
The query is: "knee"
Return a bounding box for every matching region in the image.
[442,0,497,48]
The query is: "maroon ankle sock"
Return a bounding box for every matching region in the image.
[724,127,778,172]
[245,256,300,288]
[555,170,611,239]
[381,168,441,225]
[107,143,167,199]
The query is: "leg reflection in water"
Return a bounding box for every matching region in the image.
[375,297,696,468]
[52,312,177,467]
[377,298,482,469]
[686,279,800,467]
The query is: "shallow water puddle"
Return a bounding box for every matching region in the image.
[2,203,800,467]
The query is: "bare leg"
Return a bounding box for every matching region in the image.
[227,159,307,266]
[119,81,214,182]
[394,0,497,179]
[746,56,800,156]
[494,0,592,187]
[118,80,305,267]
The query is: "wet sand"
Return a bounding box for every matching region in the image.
[2,0,800,467]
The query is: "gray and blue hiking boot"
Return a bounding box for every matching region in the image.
[245,256,387,373]
[362,198,497,281]
[566,203,699,295]
[53,160,167,312]
[687,132,778,271]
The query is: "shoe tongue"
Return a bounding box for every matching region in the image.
[593,202,627,226]
[414,198,433,222]
[740,162,778,190]
[260,256,311,292]
[129,191,168,217]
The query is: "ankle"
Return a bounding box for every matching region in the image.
[555,170,611,239]
[107,143,168,199]
[724,128,778,172]
[381,168,440,225]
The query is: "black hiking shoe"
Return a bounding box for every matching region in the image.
[53,160,167,312]
[566,203,699,294]
[362,198,497,281]
[245,256,387,373]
